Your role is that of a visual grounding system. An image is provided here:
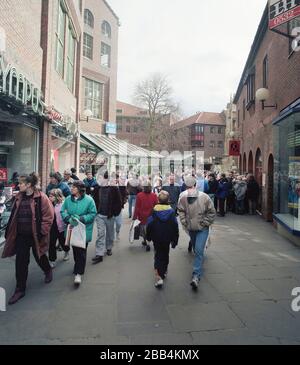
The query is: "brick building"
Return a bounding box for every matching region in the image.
[233,4,300,244]
[172,112,226,170]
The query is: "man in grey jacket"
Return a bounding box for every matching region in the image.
[178,175,216,290]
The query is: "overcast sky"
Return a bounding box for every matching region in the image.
[108,0,267,117]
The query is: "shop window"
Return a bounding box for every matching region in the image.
[83,33,93,60]
[101,42,111,68]
[274,112,300,234]
[84,78,103,119]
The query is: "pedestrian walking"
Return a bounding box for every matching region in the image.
[61,181,97,286]
[83,171,98,195]
[247,175,260,215]
[207,173,218,209]
[153,177,163,195]
[146,191,179,288]
[162,174,181,213]
[46,172,71,197]
[216,173,230,217]
[178,175,216,290]
[133,181,158,252]
[48,189,70,268]
[92,172,122,263]
[2,173,54,305]
[233,176,247,214]
[127,174,141,218]
[115,173,128,241]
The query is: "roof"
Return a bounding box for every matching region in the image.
[116,101,149,118]
[233,5,268,104]
[81,132,162,159]
[102,0,120,24]
[173,111,226,130]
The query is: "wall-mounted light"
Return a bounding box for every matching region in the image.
[256,88,277,110]
[80,109,93,122]
[229,131,235,138]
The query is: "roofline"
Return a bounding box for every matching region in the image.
[233,4,269,104]
[103,0,120,25]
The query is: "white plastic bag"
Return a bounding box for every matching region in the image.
[129,219,141,244]
[69,220,86,249]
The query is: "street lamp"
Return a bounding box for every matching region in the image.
[80,109,93,122]
[256,88,277,110]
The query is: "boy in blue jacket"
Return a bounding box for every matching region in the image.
[146,191,179,288]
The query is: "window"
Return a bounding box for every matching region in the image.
[263,55,268,88]
[218,127,223,134]
[117,123,122,132]
[84,9,94,28]
[133,126,138,133]
[83,32,93,59]
[102,21,111,38]
[210,141,215,148]
[55,2,66,76]
[243,99,246,120]
[84,78,103,119]
[101,42,111,68]
[218,141,223,148]
[237,110,240,128]
[246,72,255,108]
[126,126,130,133]
[210,127,216,134]
[66,24,76,92]
[117,109,123,113]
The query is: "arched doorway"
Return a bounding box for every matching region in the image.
[267,154,274,221]
[243,153,247,174]
[248,151,254,174]
[255,148,263,213]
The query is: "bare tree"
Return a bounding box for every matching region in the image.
[133,73,179,149]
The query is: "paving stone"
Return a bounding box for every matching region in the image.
[130,333,193,345]
[249,278,300,300]
[205,273,259,294]
[117,320,175,337]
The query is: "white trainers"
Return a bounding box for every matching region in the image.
[116,233,120,241]
[74,274,82,286]
[63,252,70,261]
[154,278,164,288]
[49,261,56,268]
[190,276,199,290]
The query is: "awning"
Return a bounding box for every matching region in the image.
[273,98,300,125]
[80,132,162,159]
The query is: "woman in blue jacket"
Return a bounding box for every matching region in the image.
[216,174,230,217]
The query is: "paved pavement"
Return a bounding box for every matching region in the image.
[0,211,300,345]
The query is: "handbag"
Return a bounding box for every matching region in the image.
[129,219,141,244]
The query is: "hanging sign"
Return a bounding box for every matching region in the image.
[269,0,300,29]
[229,140,241,156]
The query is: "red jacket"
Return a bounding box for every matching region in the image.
[133,192,158,225]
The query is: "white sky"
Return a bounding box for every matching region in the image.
[108,0,267,117]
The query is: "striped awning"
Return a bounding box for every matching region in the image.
[80,132,162,159]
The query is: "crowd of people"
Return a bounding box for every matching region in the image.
[1,167,260,304]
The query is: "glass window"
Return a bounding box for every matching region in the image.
[263,55,268,88]
[289,18,300,52]
[218,141,223,148]
[55,2,66,76]
[274,112,300,234]
[101,42,111,68]
[126,126,130,133]
[210,141,215,148]
[210,127,216,134]
[218,127,223,134]
[83,32,93,59]
[102,21,111,38]
[66,24,76,92]
[246,73,255,107]
[84,78,103,119]
[84,9,94,28]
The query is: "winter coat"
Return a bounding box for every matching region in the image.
[162,183,181,210]
[133,192,158,225]
[83,177,98,195]
[127,179,142,196]
[216,179,230,199]
[197,178,209,193]
[233,181,248,201]
[46,182,71,197]
[208,179,219,194]
[247,180,260,201]
[146,204,179,246]
[2,190,54,259]
[92,185,122,218]
[177,190,216,233]
[61,194,97,243]
[118,186,128,208]
[54,202,65,233]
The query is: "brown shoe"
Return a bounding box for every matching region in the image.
[8,289,25,305]
[45,269,53,284]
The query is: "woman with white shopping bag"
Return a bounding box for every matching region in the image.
[61,181,97,286]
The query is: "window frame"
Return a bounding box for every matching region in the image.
[83,32,93,60]
[84,78,104,120]
[263,55,268,88]
[84,9,94,28]
[101,21,112,38]
[246,73,255,109]
[55,1,66,77]
[65,22,76,92]
[101,42,111,68]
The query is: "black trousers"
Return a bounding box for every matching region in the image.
[72,244,88,275]
[49,225,69,262]
[15,234,51,292]
[218,198,226,216]
[154,242,170,279]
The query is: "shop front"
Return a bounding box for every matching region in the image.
[273,98,300,245]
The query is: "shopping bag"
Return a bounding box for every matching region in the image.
[65,224,72,247]
[70,220,86,249]
[129,219,141,244]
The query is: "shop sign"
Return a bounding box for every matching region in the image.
[269,0,300,29]
[106,122,117,135]
[0,167,8,182]
[0,52,44,115]
[229,140,241,156]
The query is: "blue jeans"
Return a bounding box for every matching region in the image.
[128,195,136,217]
[189,228,209,279]
[235,199,244,214]
[115,210,123,234]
